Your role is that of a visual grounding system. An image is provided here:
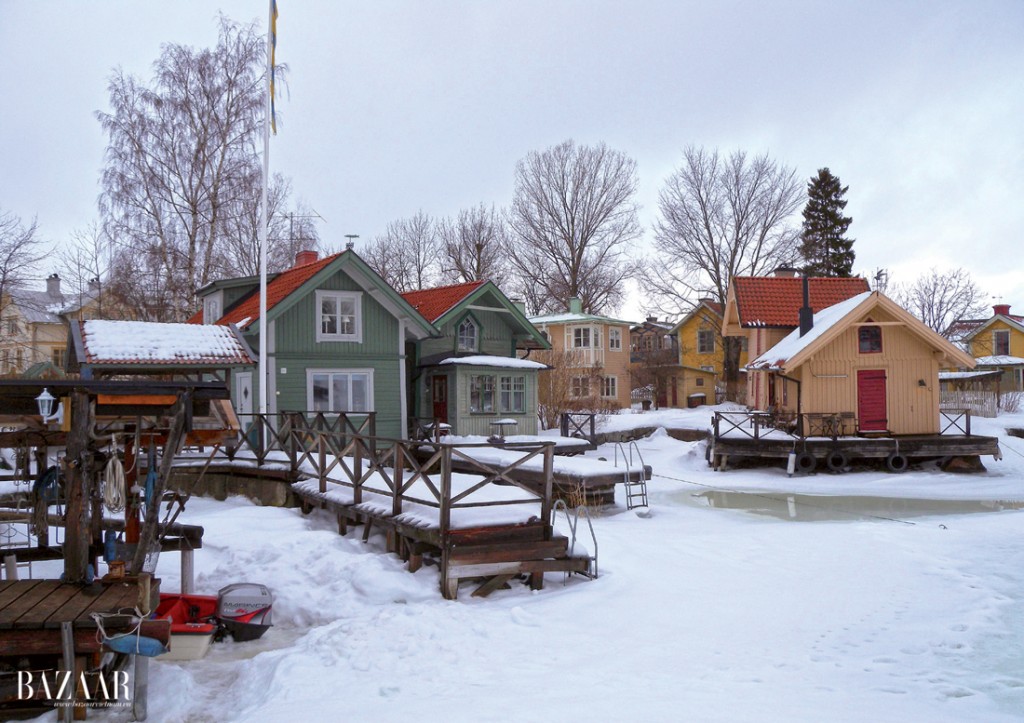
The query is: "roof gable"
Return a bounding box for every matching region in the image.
[671,300,723,335]
[732,276,870,328]
[962,313,1024,341]
[748,291,975,371]
[401,281,485,323]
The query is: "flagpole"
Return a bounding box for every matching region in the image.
[258,0,274,415]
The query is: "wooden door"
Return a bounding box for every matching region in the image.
[431,376,448,423]
[857,369,887,432]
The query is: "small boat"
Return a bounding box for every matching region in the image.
[154,593,219,661]
[154,584,273,661]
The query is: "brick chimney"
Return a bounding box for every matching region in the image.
[993,303,1011,317]
[773,266,800,278]
[294,250,318,268]
[46,273,61,297]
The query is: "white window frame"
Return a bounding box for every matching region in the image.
[609,328,622,351]
[316,290,363,343]
[697,329,715,354]
[457,317,478,352]
[994,329,1010,356]
[499,375,526,413]
[601,376,617,398]
[306,368,374,413]
[571,376,591,398]
[203,292,223,325]
[470,374,496,413]
[573,326,592,349]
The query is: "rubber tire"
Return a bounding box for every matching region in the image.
[795,452,816,474]
[886,452,909,473]
[826,450,848,473]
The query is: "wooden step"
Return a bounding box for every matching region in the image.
[448,536,569,565]
[446,521,549,546]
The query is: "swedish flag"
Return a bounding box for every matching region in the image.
[270,0,279,134]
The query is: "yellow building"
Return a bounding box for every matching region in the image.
[958,303,1024,391]
[0,275,102,376]
[669,299,746,406]
[529,298,634,410]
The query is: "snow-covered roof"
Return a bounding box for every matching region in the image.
[975,355,1024,366]
[81,320,256,366]
[747,292,872,370]
[529,311,634,326]
[438,355,548,370]
[938,371,1001,380]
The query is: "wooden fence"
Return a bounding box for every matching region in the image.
[940,390,998,418]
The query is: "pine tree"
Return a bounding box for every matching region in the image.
[799,168,855,277]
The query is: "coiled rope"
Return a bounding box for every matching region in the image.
[103,435,127,513]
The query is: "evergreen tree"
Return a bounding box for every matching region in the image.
[799,168,855,277]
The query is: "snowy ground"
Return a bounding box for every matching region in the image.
[60,406,1024,721]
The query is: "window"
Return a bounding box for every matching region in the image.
[601,376,617,398]
[573,327,591,348]
[499,375,526,413]
[609,328,622,350]
[316,291,362,342]
[994,330,1010,356]
[52,348,66,369]
[457,317,478,351]
[0,349,8,372]
[858,325,882,353]
[470,375,495,412]
[308,370,373,413]
[697,329,715,354]
[203,294,221,325]
[5,318,17,335]
[695,376,705,387]
[571,376,591,398]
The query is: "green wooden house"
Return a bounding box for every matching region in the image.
[191,250,436,439]
[401,281,550,436]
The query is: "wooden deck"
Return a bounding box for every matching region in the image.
[709,410,1001,473]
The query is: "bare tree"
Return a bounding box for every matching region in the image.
[96,17,304,321]
[0,208,45,321]
[363,211,440,292]
[508,140,641,315]
[531,348,619,430]
[895,267,988,338]
[58,223,116,319]
[438,204,509,284]
[648,147,803,398]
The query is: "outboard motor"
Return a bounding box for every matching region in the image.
[217,583,273,642]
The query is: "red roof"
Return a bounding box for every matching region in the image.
[189,253,342,327]
[400,281,485,323]
[733,276,870,327]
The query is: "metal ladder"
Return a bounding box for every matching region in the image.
[550,499,598,579]
[613,441,649,510]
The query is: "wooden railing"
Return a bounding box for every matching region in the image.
[712,410,858,441]
[939,410,973,436]
[224,412,377,466]
[560,412,596,444]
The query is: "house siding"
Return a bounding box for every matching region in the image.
[451,365,540,436]
[533,320,632,409]
[791,315,942,435]
[418,307,515,361]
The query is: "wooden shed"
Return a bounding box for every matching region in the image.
[746,291,975,436]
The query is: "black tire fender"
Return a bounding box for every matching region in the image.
[826,450,848,473]
[886,452,909,473]
[795,452,816,474]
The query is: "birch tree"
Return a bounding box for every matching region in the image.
[0,208,44,322]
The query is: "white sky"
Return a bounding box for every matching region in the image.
[2,1,1022,319]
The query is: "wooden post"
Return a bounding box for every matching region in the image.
[180,547,194,594]
[439,445,452,537]
[63,390,92,583]
[125,437,140,545]
[130,394,189,576]
[392,443,404,517]
[60,621,75,723]
[541,444,554,533]
[3,555,17,581]
[353,436,363,506]
[318,436,327,494]
[133,654,149,721]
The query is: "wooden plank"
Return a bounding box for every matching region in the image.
[15,584,82,628]
[448,558,591,578]
[97,394,178,406]
[471,574,515,598]
[0,619,171,656]
[47,584,127,628]
[448,538,569,565]
[0,580,63,628]
[446,522,548,546]
[0,579,43,610]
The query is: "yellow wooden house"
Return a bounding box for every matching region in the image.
[669,299,746,406]
[958,303,1024,392]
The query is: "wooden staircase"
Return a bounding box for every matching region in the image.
[442,522,592,600]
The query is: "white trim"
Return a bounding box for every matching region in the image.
[398,319,408,439]
[306,367,375,413]
[315,290,363,343]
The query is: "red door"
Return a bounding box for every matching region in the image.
[857,369,887,432]
[431,376,448,423]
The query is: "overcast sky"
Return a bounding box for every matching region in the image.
[2,0,1022,318]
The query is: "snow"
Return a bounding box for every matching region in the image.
[438,355,547,369]
[75,404,1024,722]
[83,320,254,363]
[976,355,1024,366]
